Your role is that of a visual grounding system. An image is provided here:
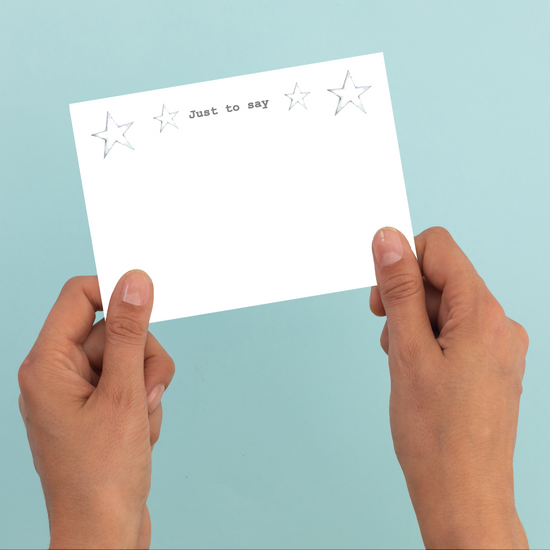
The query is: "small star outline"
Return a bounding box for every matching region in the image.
[154,104,179,132]
[285,83,310,110]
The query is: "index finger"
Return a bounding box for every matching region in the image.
[415,227,482,294]
[36,276,103,348]
[414,227,492,339]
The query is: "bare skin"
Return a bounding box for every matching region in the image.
[18,271,174,549]
[370,227,528,549]
[18,227,528,549]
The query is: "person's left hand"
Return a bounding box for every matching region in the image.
[18,272,175,549]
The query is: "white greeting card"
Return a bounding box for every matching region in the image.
[70,53,414,323]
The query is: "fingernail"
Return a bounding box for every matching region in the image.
[373,228,404,267]
[147,384,165,414]
[121,270,151,306]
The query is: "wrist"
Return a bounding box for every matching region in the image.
[47,492,144,549]
[404,461,528,549]
[412,489,526,549]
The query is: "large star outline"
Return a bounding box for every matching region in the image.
[92,112,134,158]
[328,71,371,115]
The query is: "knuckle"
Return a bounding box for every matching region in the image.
[18,350,66,401]
[17,367,31,395]
[166,355,176,378]
[379,272,423,305]
[107,315,147,344]
[17,356,37,394]
[477,293,507,334]
[429,226,450,237]
[154,339,176,382]
[482,308,529,381]
[60,276,86,295]
[486,303,507,330]
[150,426,161,446]
[425,226,452,242]
[514,322,530,352]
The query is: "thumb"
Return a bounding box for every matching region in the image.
[99,269,154,401]
[372,228,435,359]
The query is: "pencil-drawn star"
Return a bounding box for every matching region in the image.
[92,112,134,158]
[328,71,371,115]
[154,104,179,132]
[285,83,310,110]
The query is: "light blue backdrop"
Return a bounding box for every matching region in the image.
[1,1,549,548]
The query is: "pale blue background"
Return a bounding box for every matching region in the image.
[1,1,549,548]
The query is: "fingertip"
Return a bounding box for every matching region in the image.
[120,270,153,307]
[372,227,404,268]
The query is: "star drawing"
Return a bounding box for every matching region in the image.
[92,112,134,158]
[328,71,371,115]
[285,82,310,110]
[154,104,179,132]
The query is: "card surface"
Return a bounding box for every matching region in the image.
[70,53,414,323]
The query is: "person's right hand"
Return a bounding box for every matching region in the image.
[370,227,529,549]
